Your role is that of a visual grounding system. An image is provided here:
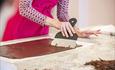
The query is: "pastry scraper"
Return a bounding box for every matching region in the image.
[51,18,81,48]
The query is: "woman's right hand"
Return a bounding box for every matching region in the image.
[45,17,61,29]
[46,17,75,37]
[60,22,75,37]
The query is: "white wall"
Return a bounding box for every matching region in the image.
[76,0,115,27]
[78,0,89,27]
[88,0,115,26]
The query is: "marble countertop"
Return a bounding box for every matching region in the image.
[0,34,115,70]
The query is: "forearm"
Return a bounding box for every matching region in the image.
[57,0,69,22]
[19,0,47,26]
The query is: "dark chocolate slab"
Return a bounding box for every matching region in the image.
[0,39,72,59]
[85,60,115,70]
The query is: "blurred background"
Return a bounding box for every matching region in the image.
[69,0,115,27]
[0,0,115,40]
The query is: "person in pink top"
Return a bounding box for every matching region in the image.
[2,0,100,41]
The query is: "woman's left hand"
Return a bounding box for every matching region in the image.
[75,29,101,38]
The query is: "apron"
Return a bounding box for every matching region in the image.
[2,0,58,41]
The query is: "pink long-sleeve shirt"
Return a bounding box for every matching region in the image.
[2,0,69,41]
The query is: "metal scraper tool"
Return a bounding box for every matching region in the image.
[51,18,81,48]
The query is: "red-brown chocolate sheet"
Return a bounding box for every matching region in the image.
[0,39,72,59]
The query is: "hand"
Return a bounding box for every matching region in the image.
[46,17,75,37]
[76,29,101,38]
[45,17,61,29]
[60,22,76,37]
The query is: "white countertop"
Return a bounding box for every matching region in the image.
[0,25,115,70]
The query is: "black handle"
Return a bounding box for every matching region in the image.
[69,18,77,27]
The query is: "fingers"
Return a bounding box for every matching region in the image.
[66,23,73,36]
[79,29,101,38]
[61,26,65,37]
[68,22,76,34]
[91,29,101,36]
[62,23,69,37]
[60,22,75,37]
[84,29,101,36]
